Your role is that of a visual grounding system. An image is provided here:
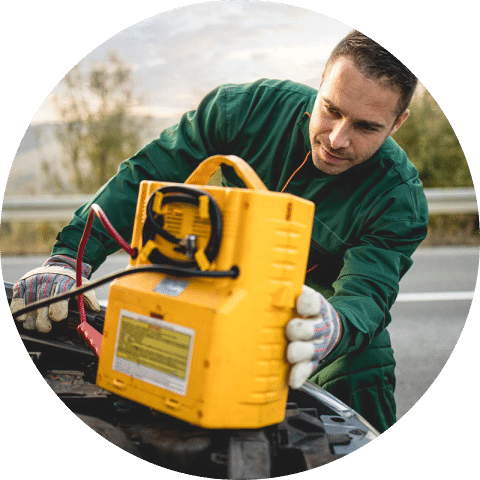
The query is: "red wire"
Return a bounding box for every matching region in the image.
[91,204,137,257]
[75,204,136,356]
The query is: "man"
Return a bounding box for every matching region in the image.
[10,30,428,433]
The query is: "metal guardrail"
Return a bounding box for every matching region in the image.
[0,188,477,222]
[424,188,478,214]
[1,195,92,222]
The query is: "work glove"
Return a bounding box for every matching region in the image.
[10,254,100,333]
[286,285,342,389]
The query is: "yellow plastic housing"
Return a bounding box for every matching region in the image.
[97,173,314,429]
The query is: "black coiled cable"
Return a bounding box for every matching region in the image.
[142,185,223,268]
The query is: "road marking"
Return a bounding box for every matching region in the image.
[397,291,475,302]
[413,247,479,257]
[98,292,477,306]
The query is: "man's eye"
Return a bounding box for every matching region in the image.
[357,123,378,133]
[325,105,338,115]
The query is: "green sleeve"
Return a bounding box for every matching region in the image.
[52,86,228,271]
[314,181,428,361]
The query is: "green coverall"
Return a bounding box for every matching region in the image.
[52,79,429,432]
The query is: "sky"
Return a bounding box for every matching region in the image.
[31,1,351,124]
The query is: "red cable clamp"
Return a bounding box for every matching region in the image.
[75,204,136,356]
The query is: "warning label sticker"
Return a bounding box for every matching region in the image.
[112,309,194,396]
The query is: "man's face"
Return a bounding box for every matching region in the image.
[309,57,409,175]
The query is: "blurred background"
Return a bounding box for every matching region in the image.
[0,0,478,434]
[0,0,477,255]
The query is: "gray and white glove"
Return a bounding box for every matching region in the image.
[286,285,342,389]
[10,254,100,333]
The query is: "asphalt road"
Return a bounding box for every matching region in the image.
[1,246,478,421]
[389,247,478,419]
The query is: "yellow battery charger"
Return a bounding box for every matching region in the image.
[96,155,314,429]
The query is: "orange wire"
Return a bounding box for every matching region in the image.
[279,116,318,273]
[280,151,311,193]
[281,111,312,193]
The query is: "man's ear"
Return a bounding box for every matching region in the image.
[391,109,410,136]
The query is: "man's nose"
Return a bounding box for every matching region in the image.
[329,121,351,149]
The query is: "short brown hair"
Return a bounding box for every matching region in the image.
[326,30,418,116]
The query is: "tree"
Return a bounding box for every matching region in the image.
[44,52,152,193]
[393,86,472,188]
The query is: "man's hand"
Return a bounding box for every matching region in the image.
[10,255,100,333]
[286,285,342,389]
